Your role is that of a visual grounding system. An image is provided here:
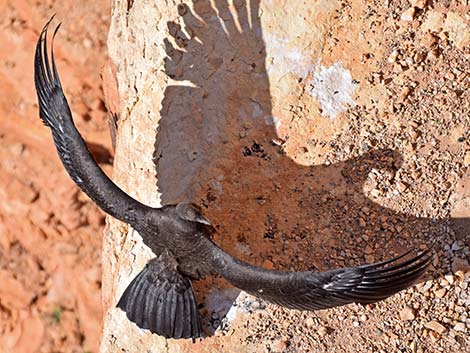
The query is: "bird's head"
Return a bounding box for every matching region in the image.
[145,202,214,236]
[175,203,212,226]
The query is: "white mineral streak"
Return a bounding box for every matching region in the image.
[308,62,358,119]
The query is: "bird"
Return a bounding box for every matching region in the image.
[34,17,432,340]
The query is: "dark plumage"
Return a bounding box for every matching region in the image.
[34,18,432,340]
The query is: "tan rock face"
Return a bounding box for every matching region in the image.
[103,0,470,352]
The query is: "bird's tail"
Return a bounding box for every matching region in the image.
[117,256,204,339]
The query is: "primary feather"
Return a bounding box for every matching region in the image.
[34,17,150,225]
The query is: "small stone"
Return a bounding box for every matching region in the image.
[305,317,314,327]
[426,49,439,61]
[344,144,354,153]
[414,51,425,63]
[443,12,470,51]
[421,11,445,33]
[451,241,463,251]
[409,129,420,140]
[401,8,416,22]
[370,189,380,197]
[421,33,437,48]
[396,181,409,193]
[410,340,417,353]
[464,151,470,167]
[454,270,465,280]
[453,322,466,332]
[438,30,449,41]
[400,307,416,321]
[420,280,433,293]
[262,259,274,270]
[424,320,446,335]
[393,62,406,72]
[452,257,470,273]
[353,321,360,327]
[429,331,440,342]
[444,274,455,285]
[318,326,328,336]
[435,288,446,298]
[388,50,399,63]
[397,87,411,103]
[359,218,367,227]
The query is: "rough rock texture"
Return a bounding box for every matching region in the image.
[103,0,469,352]
[0,1,110,352]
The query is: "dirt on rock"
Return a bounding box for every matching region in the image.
[0,1,110,353]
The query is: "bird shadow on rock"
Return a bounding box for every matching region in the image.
[153,0,469,336]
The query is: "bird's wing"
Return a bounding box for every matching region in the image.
[117,256,203,339]
[211,245,432,310]
[34,17,151,225]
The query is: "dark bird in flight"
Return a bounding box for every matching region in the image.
[34,18,432,340]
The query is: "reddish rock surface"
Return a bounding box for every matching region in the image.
[0,1,110,352]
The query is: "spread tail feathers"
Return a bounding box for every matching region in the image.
[117,257,204,339]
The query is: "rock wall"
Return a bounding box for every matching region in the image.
[102,1,469,352]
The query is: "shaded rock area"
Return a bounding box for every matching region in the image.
[102,1,469,353]
[0,1,111,352]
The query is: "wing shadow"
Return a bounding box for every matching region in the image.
[153,0,469,336]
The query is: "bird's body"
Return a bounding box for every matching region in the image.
[34,18,432,340]
[136,204,220,280]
